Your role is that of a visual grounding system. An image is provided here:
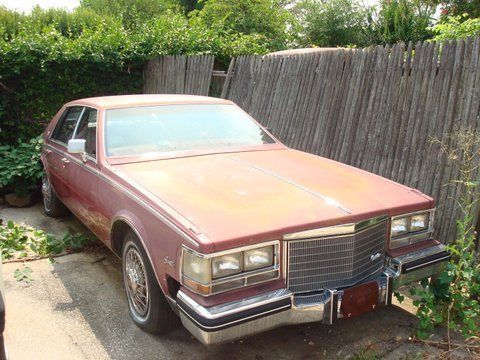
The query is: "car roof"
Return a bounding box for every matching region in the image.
[66,94,232,109]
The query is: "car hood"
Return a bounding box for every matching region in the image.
[112,149,433,251]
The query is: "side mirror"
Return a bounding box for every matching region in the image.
[67,139,86,154]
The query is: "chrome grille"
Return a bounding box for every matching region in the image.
[287,220,387,293]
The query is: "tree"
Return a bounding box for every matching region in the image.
[79,0,181,28]
[373,0,435,45]
[438,0,480,19]
[293,0,374,48]
[191,0,294,49]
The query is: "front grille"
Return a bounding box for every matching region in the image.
[287,220,387,293]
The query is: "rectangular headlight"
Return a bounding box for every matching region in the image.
[391,217,409,237]
[244,246,274,271]
[212,253,242,279]
[410,213,429,232]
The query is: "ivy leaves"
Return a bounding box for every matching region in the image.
[0,136,43,195]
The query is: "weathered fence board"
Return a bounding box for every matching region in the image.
[143,55,214,95]
[222,37,480,242]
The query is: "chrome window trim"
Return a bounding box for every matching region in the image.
[102,103,279,161]
[284,215,388,241]
[49,106,84,145]
[72,106,98,160]
[180,241,280,296]
[48,104,101,163]
[71,107,86,139]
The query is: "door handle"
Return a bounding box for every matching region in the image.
[61,157,70,165]
[45,148,52,155]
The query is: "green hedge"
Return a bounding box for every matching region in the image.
[0,8,278,144]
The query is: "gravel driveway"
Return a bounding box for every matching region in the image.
[0,205,473,360]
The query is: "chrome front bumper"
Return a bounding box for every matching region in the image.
[177,244,450,345]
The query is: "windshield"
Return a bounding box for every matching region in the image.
[105,104,275,157]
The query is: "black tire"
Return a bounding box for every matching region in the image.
[41,172,69,218]
[122,231,178,334]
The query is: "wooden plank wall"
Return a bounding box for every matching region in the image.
[222,37,480,242]
[143,55,214,95]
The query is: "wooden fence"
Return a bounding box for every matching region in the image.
[143,55,214,95]
[222,37,480,242]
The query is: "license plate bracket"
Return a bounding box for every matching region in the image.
[340,281,379,318]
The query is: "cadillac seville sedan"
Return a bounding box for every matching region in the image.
[41,95,451,345]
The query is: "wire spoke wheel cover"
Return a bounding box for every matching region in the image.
[125,247,150,317]
[41,173,52,212]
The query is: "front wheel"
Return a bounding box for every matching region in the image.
[122,231,178,334]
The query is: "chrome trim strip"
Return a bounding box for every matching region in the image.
[223,155,351,214]
[177,289,292,320]
[180,303,291,331]
[183,240,280,259]
[403,255,451,272]
[391,243,447,266]
[44,144,201,248]
[284,215,388,240]
[45,144,99,176]
[99,172,201,247]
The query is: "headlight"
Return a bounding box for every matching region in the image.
[212,253,242,278]
[390,210,434,249]
[410,213,429,232]
[244,246,274,271]
[391,218,409,237]
[181,242,279,296]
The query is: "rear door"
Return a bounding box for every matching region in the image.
[45,106,83,199]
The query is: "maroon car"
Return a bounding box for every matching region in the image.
[41,95,450,345]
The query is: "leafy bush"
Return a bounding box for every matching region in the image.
[0,220,30,259]
[29,230,92,256]
[0,5,285,144]
[408,127,480,339]
[0,136,43,195]
[0,219,94,260]
[429,14,480,42]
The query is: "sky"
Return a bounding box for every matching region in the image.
[0,0,80,12]
[1,0,381,13]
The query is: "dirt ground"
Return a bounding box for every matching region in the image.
[1,204,477,360]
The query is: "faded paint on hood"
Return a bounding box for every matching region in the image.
[112,149,433,251]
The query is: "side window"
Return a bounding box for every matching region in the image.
[74,107,97,157]
[51,106,83,144]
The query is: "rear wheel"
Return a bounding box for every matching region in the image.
[122,231,178,334]
[41,173,68,217]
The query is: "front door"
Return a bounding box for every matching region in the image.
[46,106,84,199]
[62,107,102,235]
